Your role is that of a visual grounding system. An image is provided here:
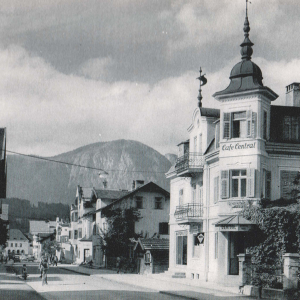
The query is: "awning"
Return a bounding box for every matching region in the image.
[214,215,255,232]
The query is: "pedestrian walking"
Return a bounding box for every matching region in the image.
[41,257,49,286]
[116,257,121,274]
[53,255,58,267]
[39,257,43,278]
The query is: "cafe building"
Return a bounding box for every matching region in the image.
[166,9,300,287]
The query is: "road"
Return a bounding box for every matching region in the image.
[11,262,188,300]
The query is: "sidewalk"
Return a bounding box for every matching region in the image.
[60,265,255,299]
[0,263,45,300]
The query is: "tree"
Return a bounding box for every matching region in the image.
[0,219,8,248]
[100,207,141,258]
[242,201,300,288]
[41,239,61,257]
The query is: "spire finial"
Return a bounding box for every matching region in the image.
[240,0,253,60]
[197,67,207,108]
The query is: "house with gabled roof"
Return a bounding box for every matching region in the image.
[6,229,30,256]
[92,181,170,268]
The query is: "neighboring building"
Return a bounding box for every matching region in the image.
[133,238,169,275]
[91,188,129,266]
[29,220,57,235]
[68,186,95,264]
[32,232,55,259]
[6,229,30,256]
[93,181,170,268]
[166,10,300,287]
[55,217,72,262]
[0,128,6,199]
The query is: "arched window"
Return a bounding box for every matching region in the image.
[17,250,20,254]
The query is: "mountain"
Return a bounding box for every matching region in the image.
[6,140,172,205]
[165,153,177,165]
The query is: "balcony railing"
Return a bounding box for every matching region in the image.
[175,152,204,175]
[174,203,203,221]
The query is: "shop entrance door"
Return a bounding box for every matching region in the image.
[229,232,245,275]
[176,235,187,265]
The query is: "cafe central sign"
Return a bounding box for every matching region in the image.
[221,142,256,152]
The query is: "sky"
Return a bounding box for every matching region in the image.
[0,0,300,157]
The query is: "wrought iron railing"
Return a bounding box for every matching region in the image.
[175,152,204,174]
[174,203,203,220]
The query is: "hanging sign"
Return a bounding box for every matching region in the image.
[196,232,205,244]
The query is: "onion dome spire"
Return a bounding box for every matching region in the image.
[197,67,207,108]
[240,0,254,60]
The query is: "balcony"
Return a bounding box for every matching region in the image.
[174,203,204,224]
[175,153,204,177]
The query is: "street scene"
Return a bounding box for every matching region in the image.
[1,1,300,300]
[0,261,254,300]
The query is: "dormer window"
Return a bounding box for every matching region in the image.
[223,111,257,139]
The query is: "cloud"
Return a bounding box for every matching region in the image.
[0,44,300,158]
[78,57,115,80]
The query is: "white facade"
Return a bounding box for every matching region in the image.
[6,229,30,256]
[167,12,300,287]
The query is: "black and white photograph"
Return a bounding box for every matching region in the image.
[1,1,300,299]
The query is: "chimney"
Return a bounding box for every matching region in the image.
[286,83,300,107]
[132,180,145,191]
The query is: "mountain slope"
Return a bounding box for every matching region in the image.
[7,140,171,205]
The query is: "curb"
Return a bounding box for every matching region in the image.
[97,275,156,293]
[59,267,90,276]
[159,291,198,300]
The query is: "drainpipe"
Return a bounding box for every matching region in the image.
[205,165,210,282]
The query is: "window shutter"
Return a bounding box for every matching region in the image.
[214,177,219,203]
[215,122,220,149]
[252,112,257,138]
[247,168,255,197]
[246,110,252,137]
[266,171,271,199]
[221,170,229,199]
[223,113,231,139]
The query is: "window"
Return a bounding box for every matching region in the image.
[223,111,257,139]
[214,177,219,204]
[263,110,267,140]
[192,184,197,203]
[155,197,163,209]
[20,243,22,247]
[135,196,143,209]
[159,222,169,235]
[221,169,255,199]
[11,243,13,247]
[262,169,271,199]
[69,231,72,239]
[15,243,17,247]
[283,116,300,141]
[78,228,82,239]
[74,230,78,239]
[179,189,184,206]
[145,251,151,264]
[231,170,247,197]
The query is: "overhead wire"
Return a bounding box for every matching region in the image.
[4,149,169,174]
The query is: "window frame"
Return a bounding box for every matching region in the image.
[154,197,163,209]
[223,110,257,140]
[135,196,143,209]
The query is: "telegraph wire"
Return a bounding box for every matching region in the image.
[4,149,169,174]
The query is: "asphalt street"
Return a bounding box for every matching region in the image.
[7,262,188,300]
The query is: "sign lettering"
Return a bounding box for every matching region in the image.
[221,142,256,152]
